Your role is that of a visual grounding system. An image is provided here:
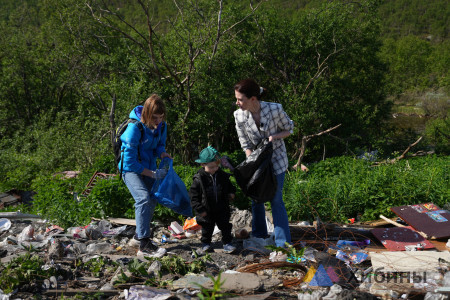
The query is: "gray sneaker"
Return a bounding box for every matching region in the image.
[223,243,236,253]
[137,247,167,258]
[201,244,212,252]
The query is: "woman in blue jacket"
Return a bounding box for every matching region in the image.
[119,94,172,257]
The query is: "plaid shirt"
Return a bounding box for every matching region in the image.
[234,101,294,175]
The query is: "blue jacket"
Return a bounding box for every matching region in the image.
[118,106,167,174]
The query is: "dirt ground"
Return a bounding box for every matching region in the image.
[2,218,309,299]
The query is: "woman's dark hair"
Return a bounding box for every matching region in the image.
[234,79,266,100]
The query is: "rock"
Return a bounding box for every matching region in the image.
[100,283,115,291]
[171,274,213,290]
[219,272,262,294]
[260,275,282,289]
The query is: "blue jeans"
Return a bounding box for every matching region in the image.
[251,172,291,247]
[123,172,156,240]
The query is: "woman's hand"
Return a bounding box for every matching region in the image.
[141,168,168,179]
[161,152,172,159]
[269,130,291,142]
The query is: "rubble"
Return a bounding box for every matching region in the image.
[0,205,449,299]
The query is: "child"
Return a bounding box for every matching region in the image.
[189,146,237,254]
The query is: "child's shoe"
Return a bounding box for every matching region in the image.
[201,244,213,253]
[223,243,236,253]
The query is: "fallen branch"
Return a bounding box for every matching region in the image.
[237,261,307,274]
[292,124,341,171]
[373,136,423,165]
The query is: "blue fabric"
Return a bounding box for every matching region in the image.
[118,106,167,174]
[151,158,193,217]
[123,171,156,240]
[251,172,291,247]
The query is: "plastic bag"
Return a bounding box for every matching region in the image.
[234,139,277,203]
[183,217,201,231]
[151,158,193,217]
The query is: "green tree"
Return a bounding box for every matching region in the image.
[247,0,390,161]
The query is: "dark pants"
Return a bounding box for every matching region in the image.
[197,210,232,245]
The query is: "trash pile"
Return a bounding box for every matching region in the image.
[0,203,449,299]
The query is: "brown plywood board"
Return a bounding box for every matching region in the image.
[391,203,450,239]
[371,226,435,251]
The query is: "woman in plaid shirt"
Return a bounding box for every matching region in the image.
[233,78,294,258]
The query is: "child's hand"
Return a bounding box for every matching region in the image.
[228,194,235,202]
[200,212,207,217]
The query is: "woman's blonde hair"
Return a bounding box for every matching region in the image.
[141,94,166,128]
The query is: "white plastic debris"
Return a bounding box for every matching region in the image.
[266,216,274,234]
[125,285,171,300]
[243,235,275,254]
[18,225,34,242]
[0,218,11,232]
[169,221,184,234]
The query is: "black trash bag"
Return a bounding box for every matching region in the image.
[234,139,277,203]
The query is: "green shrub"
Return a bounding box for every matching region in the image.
[0,253,59,294]
[30,174,95,228]
[425,118,450,154]
[283,155,449,222]
[87,177,134,219]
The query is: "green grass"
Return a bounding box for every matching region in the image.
[1,155,448,228]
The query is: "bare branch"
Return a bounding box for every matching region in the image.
[208,0,223,71]
[221,1,264,36]
[292,124,342,170]
[373,136,424,165]
[137,0,163,77]
[86,3,149,57]
[300,35,344,102]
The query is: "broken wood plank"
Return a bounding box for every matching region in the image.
[237,261,307,274]
[43,289,119,296]
[370,251,450,272]
[0,212,42,219]
[91,217,136,226]
[362,217,398,227]
[229,291,274,299]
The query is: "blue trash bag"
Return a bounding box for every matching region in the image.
[151,158,193,217]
